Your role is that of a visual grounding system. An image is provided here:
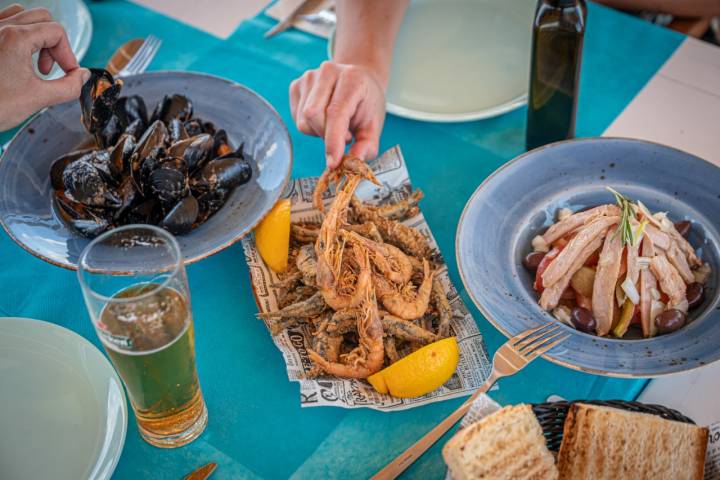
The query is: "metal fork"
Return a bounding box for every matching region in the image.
[117,34,162,77]
[372,322,570,480]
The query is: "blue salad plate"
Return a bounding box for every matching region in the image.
[0,71,292,270]
[457,137,720,377]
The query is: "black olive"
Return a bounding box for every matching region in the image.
[686,283,704,310]
[674,220,691,238]
[571,307,597,334]
[656,309,686,334]
[522,251,546,271]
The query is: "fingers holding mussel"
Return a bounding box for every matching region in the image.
[51,70,254,237]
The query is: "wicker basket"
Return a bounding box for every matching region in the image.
[531,400,695,453]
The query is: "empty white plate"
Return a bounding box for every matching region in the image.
[329,0,536,122]
[0,317,126,480]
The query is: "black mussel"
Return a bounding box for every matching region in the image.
[151,94,193,124]
[121,198,161,225]
[191,153,252,192]
[49,149,94,190]
[149,164,188,208]
[95,113,123,148]
[109,134,136,177]
[115,95,148,133]
[87,149,118,185]
[80,68,122,136]
[134,146,165,195]
[195,188,229,225]
[160,195,199,235]
[63,159,121,208]
[202,121,216,136]
[168,118,189,143]
[212,129,230,157]
[134,120,168,159]
[184,119,203,137]
[54,191,110,237]
[125,118,145,139]
[167,134,213,172]
[113,177,138,222]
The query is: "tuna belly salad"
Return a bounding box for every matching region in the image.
[523,189,712,339]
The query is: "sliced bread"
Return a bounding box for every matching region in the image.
[556,403,708,480]
[443,404,559,480]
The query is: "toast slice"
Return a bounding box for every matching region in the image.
[556,403,708,480]
[443,404,559,480]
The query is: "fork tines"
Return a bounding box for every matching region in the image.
[512,322,570,360]
[120,35,162,77]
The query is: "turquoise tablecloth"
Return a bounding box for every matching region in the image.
[0,2,685,478]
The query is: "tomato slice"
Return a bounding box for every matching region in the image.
[534,247,561,293]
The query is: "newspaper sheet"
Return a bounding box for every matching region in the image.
[241,146,491,410]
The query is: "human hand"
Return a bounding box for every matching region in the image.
[290,61,387,169]
[0,4,90,131]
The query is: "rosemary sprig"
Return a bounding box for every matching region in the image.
[606,187,641,247]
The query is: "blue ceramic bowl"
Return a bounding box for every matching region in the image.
[0,72,292,270]
[457,137,720,377]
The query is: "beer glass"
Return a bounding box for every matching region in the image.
[78,225,207,448]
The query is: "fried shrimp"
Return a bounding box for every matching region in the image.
[376,259,435,320]
[340,229,413,284]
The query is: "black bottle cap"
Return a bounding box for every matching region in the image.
[554,0,578,5]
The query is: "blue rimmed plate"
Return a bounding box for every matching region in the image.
[457,137,720,377]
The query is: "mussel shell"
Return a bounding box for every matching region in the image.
[87,149,118,185]
[149,164,189,208]
[160,195,199,235]
[116,95,148,132]
[121,198,161,225]
[195,187,229,225]
[184,119,204,137]
[63,159,121,208]
[134,120,168,159]
[202,121,216,136]
[167,134,213,172]
[212,129,229,155]
[113,177,138,221]
[95,114,123,149]
[191,154,252,192]
[151,94,193,124]
[125,118,145,139]
[80,68,122,135]
[54,191,110,237]
[109,134,136,177]
[168,118,189,143]
[49,148,94,190]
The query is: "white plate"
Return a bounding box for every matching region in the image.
[0,317,126,480]
[329,0,536,122]
[1,0,93,78]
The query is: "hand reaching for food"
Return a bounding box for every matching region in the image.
[0,4,90,131]
[288,0,409,169]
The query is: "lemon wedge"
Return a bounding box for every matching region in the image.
[255,199,291,273]
[368,337,459,398]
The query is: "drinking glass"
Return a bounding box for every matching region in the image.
[78,225,207,448]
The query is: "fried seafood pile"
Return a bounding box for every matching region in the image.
[260,157,452,379]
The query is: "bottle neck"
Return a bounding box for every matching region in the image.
[548,0,578,6]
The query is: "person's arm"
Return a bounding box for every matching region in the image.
[0,4,89,131]
[595,0,720,17]
[289,0,409,168]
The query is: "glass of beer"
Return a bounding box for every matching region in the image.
[78,225,207,448]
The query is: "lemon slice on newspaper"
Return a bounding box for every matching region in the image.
[368,337,459,398]
[255,199,291,273]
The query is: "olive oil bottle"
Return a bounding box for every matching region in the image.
[526,0,587,151]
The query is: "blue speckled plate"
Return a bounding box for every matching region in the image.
[457,137,720,377]
[0,72,292,270]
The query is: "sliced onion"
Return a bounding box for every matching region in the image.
[615,284,626,308]
[653,211,674,232]
[636,201,662,228]
[621,277,640,305]
[532,235,550,253]
[552,306,573,327]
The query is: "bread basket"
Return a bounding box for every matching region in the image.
[532,400,696,452]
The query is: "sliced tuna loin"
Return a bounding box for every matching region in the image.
[640,235,658,337]
[650,254,687,310]
[542,204,620,244]
[540,236,604,310]
[592,230,624,336]
[542,216,620,288]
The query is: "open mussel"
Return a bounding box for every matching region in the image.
[80,69,123,145]
[151,94,193,124]
[54,191,111,237]
[50,149,94,190]
[168,118,189,143]
[116,95,148,135]
[167,134,213,172]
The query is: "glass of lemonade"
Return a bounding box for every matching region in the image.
[78,225,207,448]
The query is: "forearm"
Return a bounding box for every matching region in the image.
[333,0,410,89]
[595,0,720,17]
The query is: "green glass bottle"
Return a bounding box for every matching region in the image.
[526,0,587,151]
